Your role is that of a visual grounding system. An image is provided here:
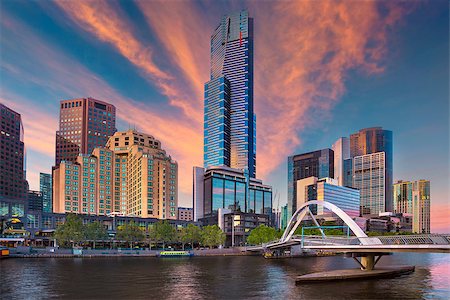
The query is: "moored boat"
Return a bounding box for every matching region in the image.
[158,251,193,257]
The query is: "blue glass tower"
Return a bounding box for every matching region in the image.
[204,10,256,178]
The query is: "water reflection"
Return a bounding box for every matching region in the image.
[1,254,449,299]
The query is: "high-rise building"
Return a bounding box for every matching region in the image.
[332,137,350,186]
[296,177,360,218]
[353,152,386,216]
[393,180,431,233]
[27,190,43,211]
[193,166,205,222]
[55,98,116,165]
[287,149,334,218]
[106,130,178,219]
[350,127,393,212]
[40,173,52,213]
[0,103,27,200]
[204,10,256,178]
[54,130,178,220]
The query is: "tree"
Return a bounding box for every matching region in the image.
[150,220,176,250]
[179,224,202,250]
[116,221,145,248]
[85,221,108,249]
[200,225,225,248]
[247,225,279,245]
[54,214,84,247]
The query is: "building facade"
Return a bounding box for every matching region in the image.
[106,130,178,219]
[332,137,350,186]
[296,177,360,218]
[0,103,27,201]
[27,190,43,211]
[204,10,256,178]
[350,127,393,212]
[193,166,205,221]
[353,152,386,216]
[40,173,52,213]
[393,180,430,233]
[55,98,116,165]
[287,149,334,218]
[178,207,193,221]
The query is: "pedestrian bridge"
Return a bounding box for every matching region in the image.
[248,200,450,269]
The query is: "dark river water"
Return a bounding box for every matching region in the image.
[1,253,449,299]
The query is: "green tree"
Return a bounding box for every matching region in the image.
[247,225,279,245]
[200,225,226,248]
[116,221,145,249]
[179,224,202,250]
[85,221,108,249]
[54,214,84,248]
[150,220,176,250]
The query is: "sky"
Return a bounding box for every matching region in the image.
[0,0,448,232]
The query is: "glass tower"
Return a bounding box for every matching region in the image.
[39,173,52,213]
[204,10,256,178]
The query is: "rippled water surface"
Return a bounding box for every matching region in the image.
[1,253,449,299]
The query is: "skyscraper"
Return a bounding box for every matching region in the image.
[39,173,52,213]
[393,180,431,233]
[332,137,350,186]
[0,103,27,200]
[350,127,393,212]
[287,149,334,217]
[204,10,256,178]
[55,98,116,165]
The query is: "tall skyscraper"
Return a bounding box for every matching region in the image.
[287,149,334,217]
[0,103,27,200]
[55,98,116,165]
[332,137,350,186]
[39,173,52,213]
[353,152,386,215]
[350,127,393,212]
[204,10,256,178]
[393,180,431,233]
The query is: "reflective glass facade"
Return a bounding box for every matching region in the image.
[40,173,52,213]
[287,149,334,217]
[316,182,360,218]
[204,10,256,177]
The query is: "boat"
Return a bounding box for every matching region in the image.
[158,250,193,257]
[0,246,10,259]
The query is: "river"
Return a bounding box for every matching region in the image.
[1,253,449,299]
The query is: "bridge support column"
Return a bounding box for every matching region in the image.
[360,255,375,271]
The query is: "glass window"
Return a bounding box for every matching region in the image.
[247,190,255,213]
[224,180,235,210]
[255,190,263,214]
[204,178,212,215]
[12,203,24,217]
[212,178,224,213]
[235,182,245,212]
[0,202,9,216]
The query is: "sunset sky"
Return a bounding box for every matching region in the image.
[0,1,448,232]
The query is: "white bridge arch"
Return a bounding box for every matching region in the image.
[281,200,377,245]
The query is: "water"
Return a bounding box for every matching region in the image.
[1,253,449,299]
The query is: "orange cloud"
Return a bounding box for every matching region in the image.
[55,0,202,122]
[249,1,412,176]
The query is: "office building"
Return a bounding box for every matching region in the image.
[106,130,178,219]
[280,205,288,230]
[40,173,52,213]
[287,149,334,218]
[332,137,350,186]
[393,180,431,233]
[27,190,43,211]
[55,98,116,165]
[353,152,386,216]
[0,103,28,200]
[178,207,193,221]
[350,127,393,212]
[193,166,205,221]
[204,10,256,178]
[296,177,360,218]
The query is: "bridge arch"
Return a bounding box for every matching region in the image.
[281,200,368,243]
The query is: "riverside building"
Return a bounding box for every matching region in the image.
[40,173,52,213]
[287,149,334,218]
[204,10,256,178]
[55,98,116,165]
[53,130,178,220]
[393,180,431,233]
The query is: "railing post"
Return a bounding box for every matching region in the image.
[301,227,304,248]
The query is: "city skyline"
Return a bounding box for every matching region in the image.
[0,1,448,232]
